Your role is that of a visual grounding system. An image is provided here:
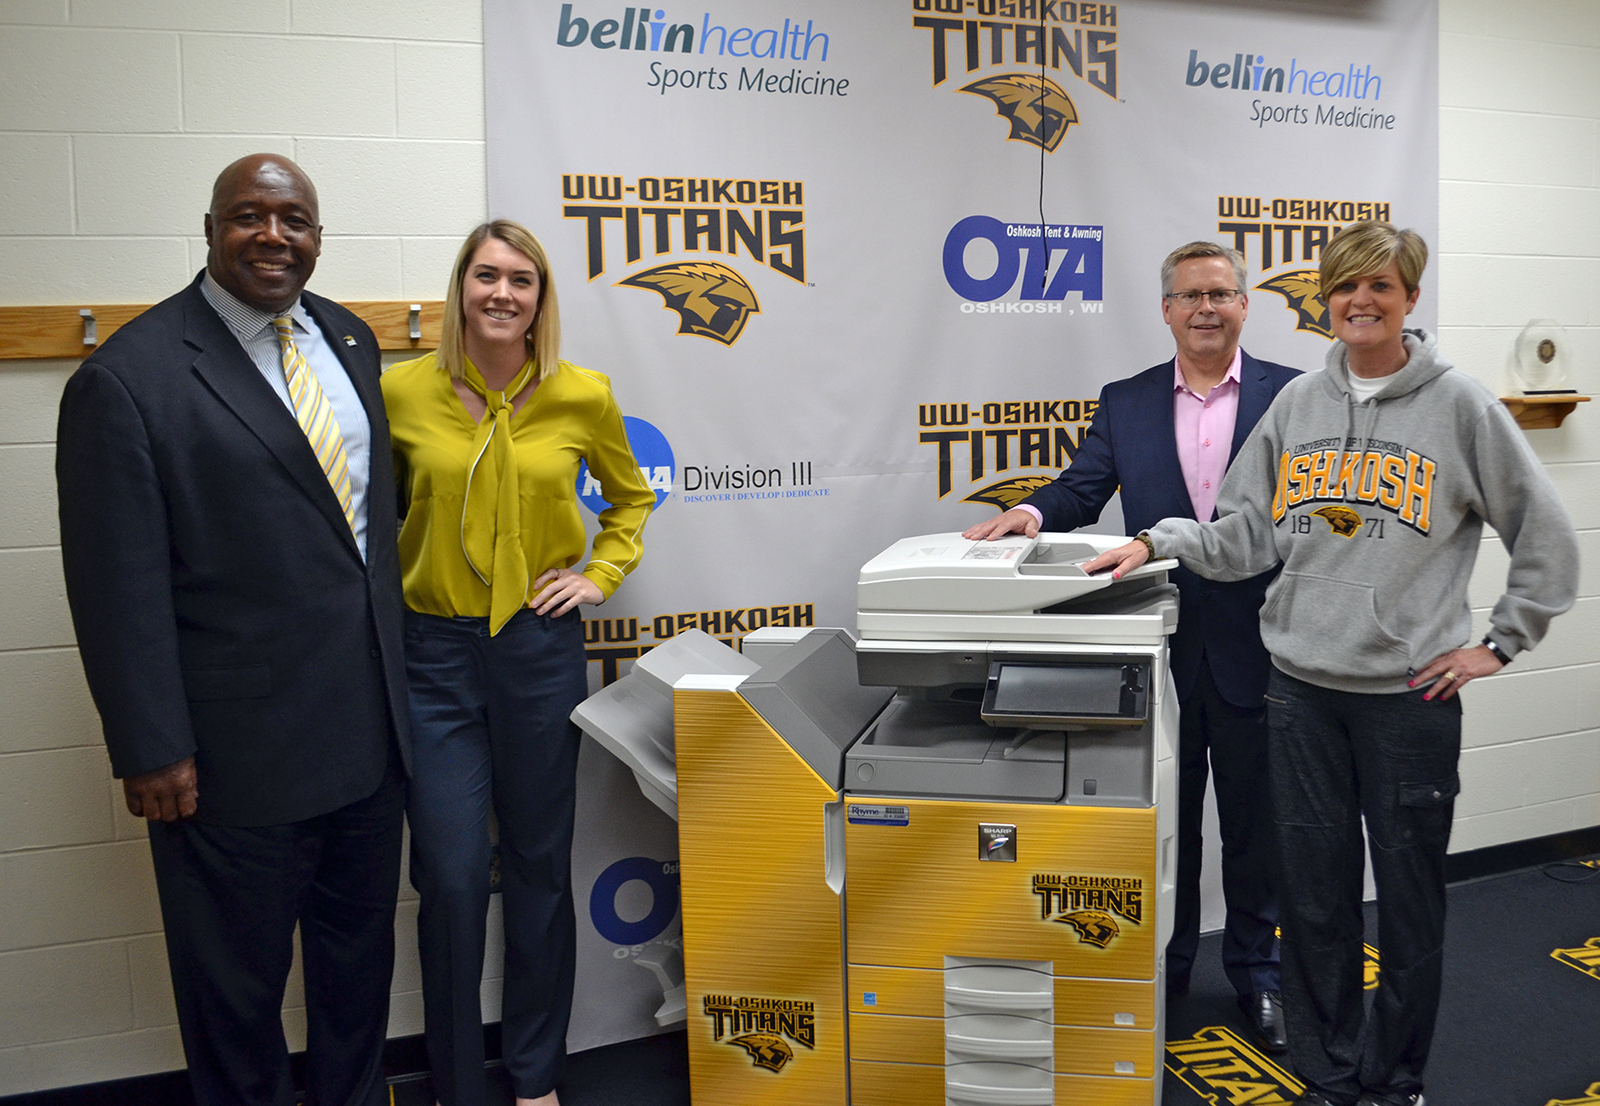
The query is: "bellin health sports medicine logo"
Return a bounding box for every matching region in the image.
[554,5,851,99]
[1181,46,1399,132]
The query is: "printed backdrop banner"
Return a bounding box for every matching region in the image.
[484,0,1438,1051]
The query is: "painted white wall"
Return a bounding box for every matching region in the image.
[0,0,1592,1094]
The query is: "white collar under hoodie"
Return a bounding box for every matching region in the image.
[1148,329,1578,695]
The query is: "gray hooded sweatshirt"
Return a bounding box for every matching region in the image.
[1148,329,1578,695]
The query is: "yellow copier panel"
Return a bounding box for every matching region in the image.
[574,532,1180,1106]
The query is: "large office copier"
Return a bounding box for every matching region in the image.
[573,532,1180,1106]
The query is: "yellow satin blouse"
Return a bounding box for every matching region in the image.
[382,352,653,632]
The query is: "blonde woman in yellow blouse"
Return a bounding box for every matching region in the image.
[382,220,653,1106]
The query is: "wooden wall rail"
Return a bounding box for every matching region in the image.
[0,301,446,360]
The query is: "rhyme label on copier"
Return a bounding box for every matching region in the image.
[846,804,910,826]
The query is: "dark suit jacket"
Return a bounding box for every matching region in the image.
[57,274,411,827]
[1025,351,1301,707]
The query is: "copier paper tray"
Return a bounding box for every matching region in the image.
[847,697,1066,801]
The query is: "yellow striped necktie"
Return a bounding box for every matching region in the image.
[272,316,356,533]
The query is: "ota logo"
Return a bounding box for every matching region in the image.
[943,216,1104,303]
[577,416,675,513]
[588,856,680,945]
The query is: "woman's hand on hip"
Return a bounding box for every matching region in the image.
[1413,645,1503,702]
[530,568,603,616]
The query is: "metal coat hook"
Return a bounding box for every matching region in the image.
[79,309,97,346]
[409,304,422,341]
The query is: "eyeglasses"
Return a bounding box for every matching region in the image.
[1165,289,1242,306]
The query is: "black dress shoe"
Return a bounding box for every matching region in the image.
[1238,989,1288,1053]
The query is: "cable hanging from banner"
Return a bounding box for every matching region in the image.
[1037,3,1049,292]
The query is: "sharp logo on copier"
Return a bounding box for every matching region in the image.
[1033,872,1142,946]
[703,994,815,1072]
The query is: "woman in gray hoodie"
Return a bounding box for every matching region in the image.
[1086,222,1578,1106]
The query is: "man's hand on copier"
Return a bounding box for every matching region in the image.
[962,508,1040,541]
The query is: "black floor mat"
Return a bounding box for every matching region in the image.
[389,857,1600,1106]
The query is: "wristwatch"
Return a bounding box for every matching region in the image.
[1480,636,1512,666]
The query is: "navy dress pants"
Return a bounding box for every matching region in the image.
[404,607,589,1106]
[147,755,405,1106]
[1266,669,1460,1106]
[1165,656,1281,997]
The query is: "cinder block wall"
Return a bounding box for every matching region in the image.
[1437,0,1600,848]
[0,0,1594,1094]
[0,0,489,1093]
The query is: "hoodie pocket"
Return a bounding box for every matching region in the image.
[1259,572,1413,680]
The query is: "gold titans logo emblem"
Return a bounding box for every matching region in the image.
[1255,269,1333,339]
[960,73,1079,152]
[1312,505,1363,537]
[1033,873,1143,947]
[963,474,1054,513]
[702,994,815,1073]
[619,262,761,345]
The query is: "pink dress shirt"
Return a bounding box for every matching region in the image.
[1172,348,1242,523]
[1016,349,1242,529]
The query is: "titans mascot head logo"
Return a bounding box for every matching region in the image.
[728,1033,793,1072]
[1256,270,1332,338]
[619,262,761,345]
[1057,909,1120,948]
[1311,505,1363,537]
[964,475,1055,511]
[959,73,1079,152]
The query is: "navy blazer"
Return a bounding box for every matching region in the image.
[1024,351,1301,707]
[57,274,411,826]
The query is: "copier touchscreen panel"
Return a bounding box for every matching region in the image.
[981,661,1149,728]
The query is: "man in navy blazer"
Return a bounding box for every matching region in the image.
[56,155,410,1106]
[965,241,1300,1052]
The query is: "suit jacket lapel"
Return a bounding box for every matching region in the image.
[183,286,363,560]
[1142,359,1195,520]
[1230,350,1272,465]
[304,293,383,437]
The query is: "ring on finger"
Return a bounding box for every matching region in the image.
[1440,670,1458,682]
